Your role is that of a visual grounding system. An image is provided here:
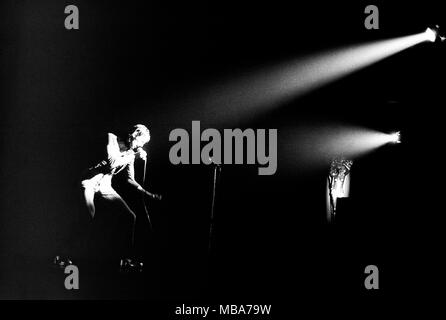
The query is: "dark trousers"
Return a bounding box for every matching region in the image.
[63,188,137,265]
[92,191,137,260]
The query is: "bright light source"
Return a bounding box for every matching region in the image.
[425,27,438,42]
[388,131,401,144]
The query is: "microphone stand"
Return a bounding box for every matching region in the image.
[141,155,153,230]
[207,162,221,296]
[208,162,221,253]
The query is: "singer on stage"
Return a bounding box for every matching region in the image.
[54,124,161,271]
[81,124,159,218]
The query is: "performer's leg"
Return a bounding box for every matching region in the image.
[57,188,136,265]
[69,185,96,259]
[96,192,137,260]
[54,185,95,266]
[133,206,155,260]
[81,181,96,218]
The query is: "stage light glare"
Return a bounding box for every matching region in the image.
[425,27,438,42]
[170,28,439,125]
[388,131,401,144]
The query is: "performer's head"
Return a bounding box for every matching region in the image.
[128,124,151,150]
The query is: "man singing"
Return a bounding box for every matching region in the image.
[54,124,161,271]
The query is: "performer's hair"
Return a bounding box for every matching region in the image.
[128,124,151,144]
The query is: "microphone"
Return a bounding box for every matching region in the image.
[135,147,147,159]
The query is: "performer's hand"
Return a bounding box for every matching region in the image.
[153,193,162,201]
[136,149,147,161]
[145,191,162,201]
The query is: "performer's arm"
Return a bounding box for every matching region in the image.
[106,133,120,159]
[125,159,161,200]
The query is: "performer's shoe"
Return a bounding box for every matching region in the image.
[53,255,74,269]
[119,258,144,273]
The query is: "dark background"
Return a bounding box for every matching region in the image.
[0,0,444,302]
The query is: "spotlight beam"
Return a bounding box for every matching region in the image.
[188,30,432,124]
[137,30,432,129]
[281,125,401,173]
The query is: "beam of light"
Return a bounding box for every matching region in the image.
[281,125,401,173]
[188,30,433,124]
[135,30,430,133]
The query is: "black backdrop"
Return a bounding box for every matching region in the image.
[0,0,444,301]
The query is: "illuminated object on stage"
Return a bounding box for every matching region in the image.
[327,158,353,222]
